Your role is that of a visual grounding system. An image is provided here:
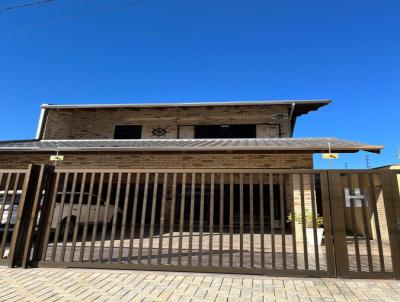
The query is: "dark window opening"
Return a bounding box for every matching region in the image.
[114,125,142,139]
[194,124,256,139]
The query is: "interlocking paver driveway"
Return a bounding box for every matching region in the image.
[0,267,399,301]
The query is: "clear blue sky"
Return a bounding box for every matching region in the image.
[0,0,399,168]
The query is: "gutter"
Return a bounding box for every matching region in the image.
[288,102,296,136]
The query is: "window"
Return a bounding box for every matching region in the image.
[194,124,256,139]
[114,125,142,139]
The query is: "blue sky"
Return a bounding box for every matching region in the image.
[0,0,399,168]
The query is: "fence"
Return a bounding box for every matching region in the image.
[0,165,399,279]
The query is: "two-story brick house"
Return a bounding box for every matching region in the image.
[0,100,381,169]
[0,100,391,277]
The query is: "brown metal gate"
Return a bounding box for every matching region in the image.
[328,170,400,279]
[2,165,400,279]
[34,168,335,277]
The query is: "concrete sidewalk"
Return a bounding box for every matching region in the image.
[0,268,399,302]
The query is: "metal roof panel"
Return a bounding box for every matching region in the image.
[0,138,382,153]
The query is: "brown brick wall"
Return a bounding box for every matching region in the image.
[42,105,291,140]
[0,152,313,169]
[178,125,195,139]
[374,186,390,242]
[256,124,280,137]
[42,110,72,139]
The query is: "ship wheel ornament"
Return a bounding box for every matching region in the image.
[152,126,168,138]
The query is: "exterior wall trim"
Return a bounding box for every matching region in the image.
[35,107,47,140]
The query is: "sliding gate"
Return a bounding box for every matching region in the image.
[2,165,399,279]
[33,168,335,277]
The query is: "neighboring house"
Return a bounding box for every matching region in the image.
[0,100,381,168]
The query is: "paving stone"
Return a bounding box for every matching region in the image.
[1,268,400,301]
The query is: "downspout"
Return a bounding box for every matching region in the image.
[288,102,296,137]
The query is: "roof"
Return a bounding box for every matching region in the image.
[0,138,383,153]
[41,100,331,118]
[373,164,400,170]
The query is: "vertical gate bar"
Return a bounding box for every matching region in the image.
[219,173,224,267]
[299,174,308,270]
[0,173,19,257]
[259,173,265,269]
[380,172,400,279]
[229,173,234,267]
[70,172,87,262]
[157,173,168,265]
[358,174,373,272]
[32,166,56,264]
[177,173,186,265]
[198,173,205,266]
[99,173,113,261]
[368,174,385,272]
[319,172,335,275]
[89,173,105,263]
[347,174,361,272]
[239,173,244,268]
[269,173,276,269]
[20,167,47,268]
[79,173,95,262]
[0,172,3,258]
[188,173,195,266]
[279,174,286,269]
[290,174,297,270]
[167,173,177,265]
[51,172,69,262]
[61,173,78,262]
[208,173,215,267]
[249,173,254,268]
[42,172,60,261]
[138,173,150,264]
[109,173,123,262]
[328,171,350,278]
[148,173,159,264]
[118,173,131,263]
[128,173,141,263]
[309,174,320,271]
[0,173,11,230]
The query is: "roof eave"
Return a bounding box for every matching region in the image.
[41,99,332,110]
[0,146,382,154]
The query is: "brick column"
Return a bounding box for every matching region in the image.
[373,186,390,242]
[290,174,316,243]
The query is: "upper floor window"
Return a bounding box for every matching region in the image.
[114,125,142,139]
[194,124,256,139]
